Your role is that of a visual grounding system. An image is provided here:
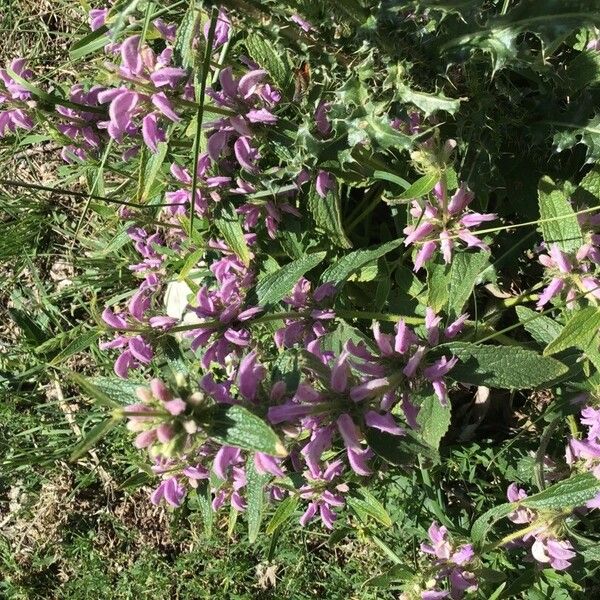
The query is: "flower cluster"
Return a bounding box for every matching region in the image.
[504,483,577,571]
[0,58,35,137]
[566,405,600,486]
[402,522,478,599]
[404,183,496,271]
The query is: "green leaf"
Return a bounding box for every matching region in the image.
[443,0,600,72]
[516,306,564,345]
[49,329,101,366]
[256,252,326,306]
[538,176,583,253]
[173,5,199,69]
[245,33,289,90]
[544,307,600,356]
[69,417,119,461]
[427,259,450,313]
[470,502,515,546]
[69,25,110,60]
[68,372,121,408]
[366,429,439,466]
[214,210,251,267]
[445,342,569,388]
[575,164,600,204]
[88,376,141,405]
[447,252,490,318]
[190,481,213,537]
[266,495,299,535]
[521,473,600,510]
[208,405,287,456]
[321,239,402,286]
[246,459,269,543]
[308,186,352,249]
[385,171,439,206]
[566,50,600,91]
[552,114,600,164]
[372,170,410,189]
[416,394,451,450]
[140,141,168,201]
[118,471,153,490]
[394,83,461,117]
[347,488,392,528]
[346,113,413,150]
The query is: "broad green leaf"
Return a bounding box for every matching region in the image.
[366,429,439,466]
[256,252,326,306]
[447,252,490,318]
[266,495,299,535]
[394,83,461,117]
[442,0,600,72]
[445,342,568,388]
[321,239,402,285]
[347,488,392,528]
[68,372,121,408]
[516,306,563,345]
[544,307,600,356]
[245,33,289,90]
[576,164,600,203]
[69,417,119,461]
[470,502,514,546]
[208,405,287,456]
[538,176,583,252]
[173,5,199,68]
[426,259,450,313]
[89,376,141,405]
[246,459,269,543]
[385,171,439,206]
[308,186,352,249]
[214,211,251,267]
[522,473,600,510]
[416,394,451,450]
[566,50,600,91]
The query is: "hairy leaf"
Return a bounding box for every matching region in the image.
[445,342,568,388]
[256,252,327,306]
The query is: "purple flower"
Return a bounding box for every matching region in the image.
[314,100,331,136]
[298,460,348,529]
[204,9,231,50]
[531,538,576,571]
[316,170,336,198]
[234,136,260,172]
[290,14,314,32]
[403,182,496,271]
[274,278,336,350]
[89,8,108,31]
[419,521,478,598]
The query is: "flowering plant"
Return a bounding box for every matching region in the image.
[4,0,600,597]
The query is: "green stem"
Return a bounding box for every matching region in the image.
[189,9,218,236]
